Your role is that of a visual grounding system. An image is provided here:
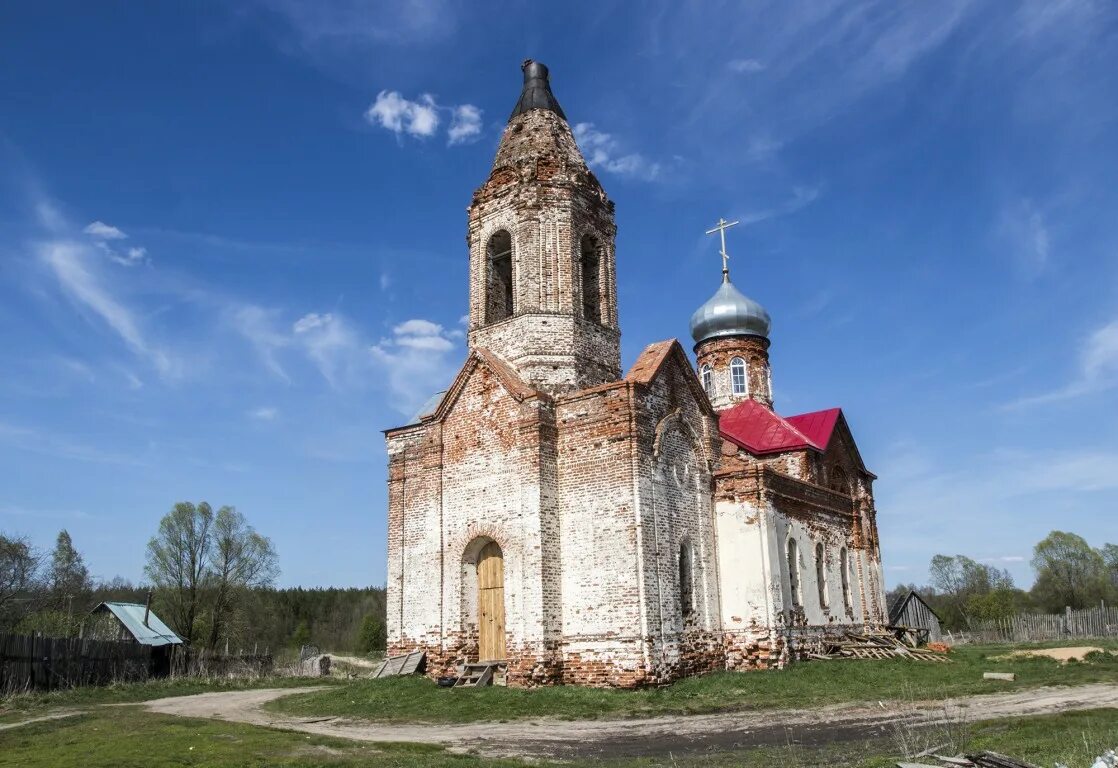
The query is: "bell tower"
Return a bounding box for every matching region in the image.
[466,60,621,394]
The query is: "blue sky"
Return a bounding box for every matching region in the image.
[1,2,1116,589]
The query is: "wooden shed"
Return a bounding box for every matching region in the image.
[86,601,183,677]
[888,590,943,644]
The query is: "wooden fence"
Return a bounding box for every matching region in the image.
[0,633,152,693]
[961,604,1118,644]
[0,633,274,694]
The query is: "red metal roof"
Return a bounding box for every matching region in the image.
[784,408,842,449]
[719,400,841,456]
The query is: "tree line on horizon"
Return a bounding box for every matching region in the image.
[0,501,386,655]
[888,530,1118,631]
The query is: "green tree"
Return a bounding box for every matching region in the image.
[49,530,91,618]
[206,507,278,650]
[965,588,1024,622]
[291,619,311,648]
[0,533,44,631]
[928,554,1014,627]
[1030,531,1108,611]
[1102,543,1118,594]
[356,614,387,655]
[145,502,215,644]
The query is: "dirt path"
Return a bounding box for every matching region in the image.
[0,710,84,732]
[137,683,1118,759]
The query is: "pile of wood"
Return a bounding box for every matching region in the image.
[808,631,952,663]
[898,749,1041,767]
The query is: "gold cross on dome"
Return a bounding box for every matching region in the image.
[705,217,739,277]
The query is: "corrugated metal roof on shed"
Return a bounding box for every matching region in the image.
[94,602,183,646]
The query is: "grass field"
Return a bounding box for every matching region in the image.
[1,706,1116,767]
[269,643,1118,723]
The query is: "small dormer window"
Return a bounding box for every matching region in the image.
[700,364,713,396]
[730,357,747,395]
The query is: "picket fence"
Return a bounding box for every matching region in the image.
[0,632,273,693]
[962,604,1118,644]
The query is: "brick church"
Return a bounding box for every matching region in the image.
[384,61,887,687]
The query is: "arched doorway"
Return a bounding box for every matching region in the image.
[477,541,506,661]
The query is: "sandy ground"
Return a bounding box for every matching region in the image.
[1002,647,1113,663]
[135,683,1118,759]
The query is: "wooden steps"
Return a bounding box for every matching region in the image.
[453,663,495,688]
[452,661,510,688]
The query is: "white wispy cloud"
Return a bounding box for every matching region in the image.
[740,185,823,225]
[448,104,483,145]
[365,91,482,145]
[83,220,127,240]
[998,198,1050,277]
[1005,319,1118,408]
[0,420,145,466]
[256,0,456,47]
[573,123,660,181]
[370,318,461,414]
[233,306,460,393]
[249,406,278,421]
[875,441,1118,580]
[80,218,152,266]
[232,304,292,381]
[39,241,173,376]
[728,58,766,73]
[292,311,361,386]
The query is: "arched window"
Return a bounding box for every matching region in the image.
[840,547,852,612]
[679,541,694,617]
[486,230,513,323]
[580,235,601,323]
[787,538,801,608]
[815,542,828,609]
[730,357,747,395]
[829,465,850,495]
[700,364,713,396]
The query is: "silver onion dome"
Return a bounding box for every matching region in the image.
[689,275,771,343]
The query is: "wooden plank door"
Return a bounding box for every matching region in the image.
[477,541,506,661]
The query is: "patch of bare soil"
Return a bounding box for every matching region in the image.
[999,647,1114,663]
[137,683,1118,760]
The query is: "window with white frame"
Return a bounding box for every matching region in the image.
[730,357,747,395]
[700,364,713,396]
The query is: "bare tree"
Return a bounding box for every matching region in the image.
[0,533,45,631]
[206,507,278,650]
[145,502,215,644]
